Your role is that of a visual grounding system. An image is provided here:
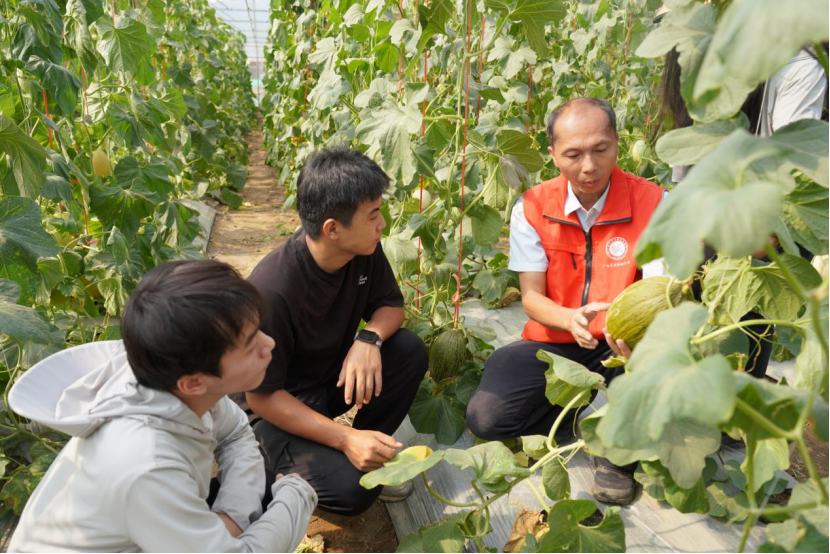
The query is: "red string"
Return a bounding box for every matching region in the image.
[455,0,473,327]
[476,12,484,124]
[42,90,54,150]
[111,0,115,25]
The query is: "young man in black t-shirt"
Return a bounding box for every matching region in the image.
[244,148,428,516]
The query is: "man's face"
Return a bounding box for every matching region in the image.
[216,320,275,394]
[335,196,387,256]
[548,105,619,199]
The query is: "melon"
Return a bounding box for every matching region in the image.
[92,149,112,177]
[428,329,470,382]
[605,277,684,349]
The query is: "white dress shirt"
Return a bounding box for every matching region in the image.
[508,181,668,277]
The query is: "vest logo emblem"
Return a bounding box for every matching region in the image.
[606,237,628,261]
[358,275,368,285]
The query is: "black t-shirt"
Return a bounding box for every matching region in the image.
[247,229,404,395]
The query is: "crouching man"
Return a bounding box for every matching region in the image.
[465,98,667,505]
[244,147,428,516]
[8,260,317,552]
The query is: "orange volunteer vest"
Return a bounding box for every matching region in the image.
[520,166,664,344]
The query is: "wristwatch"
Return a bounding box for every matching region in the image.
[354,329,383,347]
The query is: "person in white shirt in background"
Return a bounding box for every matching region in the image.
[656,18,828,381]
[8,260,317,553]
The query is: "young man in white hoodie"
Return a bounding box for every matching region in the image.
[7,260,318,552]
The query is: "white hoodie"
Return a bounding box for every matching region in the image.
[7,340,317,553]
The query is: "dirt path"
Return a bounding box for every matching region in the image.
[206,125,398,553]
[207,127,299,277]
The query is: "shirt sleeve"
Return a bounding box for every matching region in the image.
[249,292,294,394]
[508,196,549,272]
[768,55,828,133]
[125,469,316,553]
[210,398,267,532]
[363,242,405,321]
[641,190,670,278]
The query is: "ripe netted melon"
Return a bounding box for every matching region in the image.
[429,329,470,382]
[606,277,684,349]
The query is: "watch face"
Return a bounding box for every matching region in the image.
[358,329,380,342]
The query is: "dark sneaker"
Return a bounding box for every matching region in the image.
[591,463,637,505]
[378,480,414,503]
[720,432,744,451]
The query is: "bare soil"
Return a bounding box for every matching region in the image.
[207,125,300,277]
[207,124,398,552]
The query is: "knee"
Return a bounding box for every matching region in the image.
[389,328,428,377]
[327,479,380,517]
[465,390,505,441]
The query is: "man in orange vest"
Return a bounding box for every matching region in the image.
[465,97,666,505]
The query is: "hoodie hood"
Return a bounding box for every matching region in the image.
[9,340,211,439]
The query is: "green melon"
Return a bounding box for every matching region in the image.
[606,277,684,349]
[429,329,470,382]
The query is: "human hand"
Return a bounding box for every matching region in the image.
[337,339,382,408]
[603,327,632,358]
[342,428,402,472]
[568,302,610,349]
[217,512,243,538]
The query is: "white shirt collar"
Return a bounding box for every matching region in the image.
[564,181,611,217]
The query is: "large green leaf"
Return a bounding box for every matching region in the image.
[635,461,709,514]
[541,457,570,501]
[25,57,81,116]
[488,37,536,80]
[0,115,48,198]
[0,197,59,304]
[0,289,54,345]
[742,438,789,493]
[767,119,830,189]
[598,303,735,448]
[655,119,745,166]
[636,130,790,278]
[416,0,454,52]
[397,517,466,553]
[775,180,829,256]
[113,156,175,198]
[537,500,625,553]
[694,0,829,104]
[444,441,531,493]
[727,372,829,442]
[467,204,503,246]
[702,254,822,324]
[409,380,467,445]
[582,406,721,490]
[89,181,155,237]
[95,18,155,77]
[538,349,605,409]
[360,446,445,489]
[497,129,545,174]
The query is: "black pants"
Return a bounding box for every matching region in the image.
[466,340,636,474]
[253,329,428,516]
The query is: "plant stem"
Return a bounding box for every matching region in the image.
[734,398,796,440]
[421,473,479,508]
[751,501,821,517]
[690,319,799,345]
[546,391,589,451]
[526,477,550,512]
[763,244,809,302]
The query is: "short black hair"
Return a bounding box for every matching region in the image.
[297,147,390,238]
[546,97,617,148]
[121,260,263,392]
